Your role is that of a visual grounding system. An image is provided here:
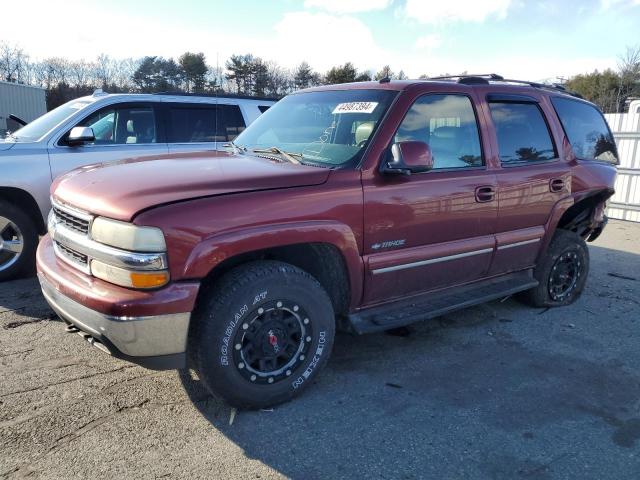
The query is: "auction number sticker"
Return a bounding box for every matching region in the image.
[332,102,378,114]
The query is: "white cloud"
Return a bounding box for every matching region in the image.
[403,0,512,24]
[273,12,385,70]
[601,0,640,7]
[304,0,392,14]
[414,34,442,52]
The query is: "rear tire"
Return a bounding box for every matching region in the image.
[0,200,38,282]
[190,260,335,409]
[518,229,589,308]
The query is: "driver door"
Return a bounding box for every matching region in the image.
[48,102,167,180]
[362,92,498,305]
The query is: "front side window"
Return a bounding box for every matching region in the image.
[234,89,398,167]
[489,102,556,164]
[395,94,483,169]
[551,97,618,164]
[70,105,156,145]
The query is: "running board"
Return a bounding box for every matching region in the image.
[347,270,538,334]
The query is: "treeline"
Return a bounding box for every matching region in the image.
[565,46,640,113]
[1,41,638,113]
[0,42,408,110]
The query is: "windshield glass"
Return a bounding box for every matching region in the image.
[7,98,94,143]
[234,89,398,166]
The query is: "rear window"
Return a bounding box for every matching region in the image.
[551,97,618,164]
[489,102,556,164]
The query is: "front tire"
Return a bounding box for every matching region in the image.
[0,200,38,282]
[519,229,589,307]
[190,260,335,409]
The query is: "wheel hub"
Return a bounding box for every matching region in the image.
[0,216,24,272]
[548,251,581,301]
[232,300,311,385]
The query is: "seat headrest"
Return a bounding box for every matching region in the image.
[355,122,375,145]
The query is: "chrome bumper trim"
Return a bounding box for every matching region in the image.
[48,212,168,271]
[39,273,190,357]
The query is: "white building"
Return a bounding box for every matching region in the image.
[0,81,47,138]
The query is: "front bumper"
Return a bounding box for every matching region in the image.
[37,235,200,370]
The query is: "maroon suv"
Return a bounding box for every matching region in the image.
[37,75,617,408]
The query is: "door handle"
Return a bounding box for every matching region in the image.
[550,178,565,193]
[475,186,495,203]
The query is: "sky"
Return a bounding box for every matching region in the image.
[4,0,640,81]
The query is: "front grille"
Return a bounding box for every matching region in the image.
[55,241,89,268]
[53,206,90,235]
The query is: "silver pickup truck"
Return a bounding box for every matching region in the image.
[0,91,274,280]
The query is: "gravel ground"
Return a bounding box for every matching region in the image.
[1,220,639,480]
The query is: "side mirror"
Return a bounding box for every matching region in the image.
[68,126,95,146]
[382,141,433,175]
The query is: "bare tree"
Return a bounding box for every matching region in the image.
[0,42,30,82]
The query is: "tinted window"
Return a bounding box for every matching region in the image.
[168,107,222,143]
[551,97,618,164]
[395,94,483,169]
[219,104,246,141]
[71,105,156,145]
[489,102,555,164]
[258,105,271,113]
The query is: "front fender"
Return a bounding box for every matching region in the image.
[182,220,363,307]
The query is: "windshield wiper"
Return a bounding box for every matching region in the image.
[223,141,247,154]
[252,146,302,165]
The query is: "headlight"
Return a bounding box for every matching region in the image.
[91,259,169,289]
[91,217,166,252]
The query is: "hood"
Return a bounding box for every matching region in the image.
[52,151,331,221]
[0,140,15,151]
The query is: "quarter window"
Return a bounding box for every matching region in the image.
[395,94,483,169]
[489,102,556,164]
[551,97,618,164]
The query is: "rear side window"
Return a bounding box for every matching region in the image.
[219,104,246,140]
[395,94,483,169]
[489,102,556,164]
[551,97,618,164]
[168,107,223,143]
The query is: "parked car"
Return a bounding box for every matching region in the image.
[0,91,275,280]
[37,75,617,409]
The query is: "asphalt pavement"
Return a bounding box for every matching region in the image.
[1,220,639,479]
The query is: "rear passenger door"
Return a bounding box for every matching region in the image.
[484,94,571,275]
[164,102,246,154]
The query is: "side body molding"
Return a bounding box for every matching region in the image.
[182,220,364,308]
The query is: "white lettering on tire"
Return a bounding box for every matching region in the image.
[292,331,326,389]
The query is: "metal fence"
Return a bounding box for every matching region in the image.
[604,100,640,223]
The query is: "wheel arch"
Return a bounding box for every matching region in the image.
[185,221,363,315]
[0,187,46,234]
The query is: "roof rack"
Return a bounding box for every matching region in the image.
[428,74,583,98]
[152,91,278,101]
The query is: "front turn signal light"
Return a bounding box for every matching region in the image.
[129,271,170,289]
[91,260,169,289]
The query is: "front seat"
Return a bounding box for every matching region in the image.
[355,122,375,146]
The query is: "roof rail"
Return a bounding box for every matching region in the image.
[151,91,278,101]
[427,74,583,98]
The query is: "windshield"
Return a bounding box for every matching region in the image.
[6,98,94,143]
[234,89,398,166]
